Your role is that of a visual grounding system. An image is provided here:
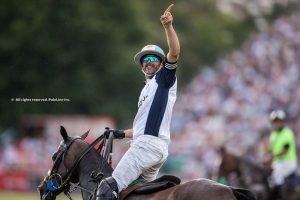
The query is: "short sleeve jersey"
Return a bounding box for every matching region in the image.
[270,127,297,162]
[132,60,177,144]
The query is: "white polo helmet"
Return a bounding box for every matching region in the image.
[134,44,165,66]
[269,110,286,121]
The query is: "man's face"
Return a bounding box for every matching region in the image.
[141,55,162,77]
[271,119,284,131]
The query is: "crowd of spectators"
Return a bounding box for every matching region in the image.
[167,13,300,181]
[0,130,58,191]
[1,13,300,190]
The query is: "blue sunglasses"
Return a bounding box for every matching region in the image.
[142,55,160,63]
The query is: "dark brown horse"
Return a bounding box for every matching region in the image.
[38,126,113,200]
[217,147,300,200]
[217,146,247,187]
[38,127,256,200]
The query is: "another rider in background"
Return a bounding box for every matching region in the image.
[97,4,180,200]
[267,109,297,200]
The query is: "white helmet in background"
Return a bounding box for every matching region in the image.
[134,45,165,66]
[269,110,286,121]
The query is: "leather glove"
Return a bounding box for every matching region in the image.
[111,130,125,139]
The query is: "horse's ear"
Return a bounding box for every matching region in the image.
[60,126,69,141]
[81,129,90,139]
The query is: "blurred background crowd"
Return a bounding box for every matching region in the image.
[168,13,300,181]
[0,0,300,194]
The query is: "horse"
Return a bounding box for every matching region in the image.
[217,146,248,188]
[37,126,113,200]
[38,126,257,200]
[217,147,300,200]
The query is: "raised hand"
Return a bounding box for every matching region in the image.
[160,4,174,29]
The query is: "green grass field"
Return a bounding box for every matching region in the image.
[0,191,82,200]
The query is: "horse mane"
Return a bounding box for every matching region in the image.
[73,136,114,177]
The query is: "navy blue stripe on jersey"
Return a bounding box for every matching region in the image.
[144,85,169,137]
[156,65,176,88]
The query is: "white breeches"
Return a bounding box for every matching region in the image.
[271,160,297,186]
[112,135,168,191]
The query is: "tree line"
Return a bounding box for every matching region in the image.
[1,0,256,131]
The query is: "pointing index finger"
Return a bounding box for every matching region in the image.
[164,4,174,14]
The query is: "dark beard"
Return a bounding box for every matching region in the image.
[145,63,155,68]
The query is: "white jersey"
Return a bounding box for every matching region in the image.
[133,60,177,144]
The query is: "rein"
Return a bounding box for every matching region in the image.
[46,130,113,200]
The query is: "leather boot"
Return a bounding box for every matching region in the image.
[273,185,284,200]
[97,177,119,200]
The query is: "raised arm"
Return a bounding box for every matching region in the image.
[160,4,180,63]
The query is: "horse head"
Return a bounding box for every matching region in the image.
[37,126,91,200]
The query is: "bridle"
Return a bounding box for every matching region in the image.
[43,129,114,200]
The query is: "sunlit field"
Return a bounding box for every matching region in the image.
[0,191,82,200]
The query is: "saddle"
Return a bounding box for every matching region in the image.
[118,175,181,200]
